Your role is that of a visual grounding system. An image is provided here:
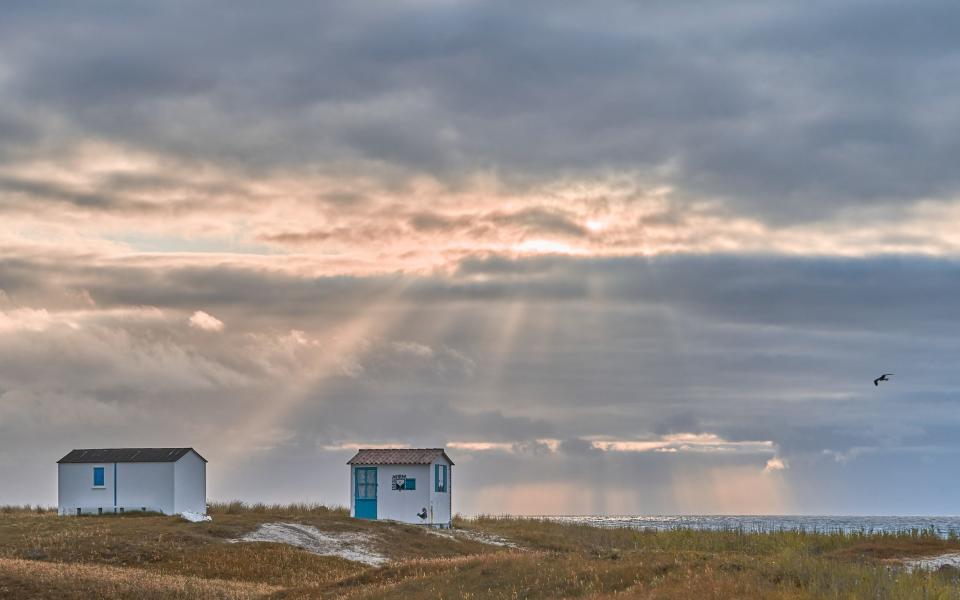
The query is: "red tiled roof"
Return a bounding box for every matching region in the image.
[347,448,454,465]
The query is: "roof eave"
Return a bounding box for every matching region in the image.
[345,448,455,466]
[56,447,207,464]
[186,448,209,463]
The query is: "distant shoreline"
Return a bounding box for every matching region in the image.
[512,514,960,538]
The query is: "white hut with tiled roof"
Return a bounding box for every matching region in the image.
[347,448,453,527]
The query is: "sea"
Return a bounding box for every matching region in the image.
[544,515,960,538]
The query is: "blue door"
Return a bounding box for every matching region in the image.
[354,467,377,519]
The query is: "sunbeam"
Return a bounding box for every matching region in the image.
[212,276,415,471]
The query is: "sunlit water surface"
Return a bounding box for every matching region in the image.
[543,516,960,538]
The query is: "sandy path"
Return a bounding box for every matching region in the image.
[899,552,960,571]
[426,527,524,549]
[232,522,388,566]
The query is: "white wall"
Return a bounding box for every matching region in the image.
[349,464,432,524]
[428,456,452,526]
[116,462,175,514]
[174,451,207,514]
[58,462,175,515]
[58,463,115,515]
[58,460,209,516]
[376,464,430,524]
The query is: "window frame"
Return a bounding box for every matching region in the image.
[92,466,106,488]
[354,467,378,500]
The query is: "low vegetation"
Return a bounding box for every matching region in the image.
[2,505,960,598]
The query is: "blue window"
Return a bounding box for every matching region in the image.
[93,466,105,487]
[354,467,377,499]
[435,464,448,493]
[404,478,416,491]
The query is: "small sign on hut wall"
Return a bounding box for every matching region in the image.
[391,474,416,490]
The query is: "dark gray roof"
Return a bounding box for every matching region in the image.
[57,448,206,464]
[347,448,453,465]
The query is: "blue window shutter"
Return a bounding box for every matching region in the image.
[93,467,105,487]
[406,478,415,490]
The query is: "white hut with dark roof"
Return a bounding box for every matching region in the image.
[57,448,207,516]
[347,448,453,527]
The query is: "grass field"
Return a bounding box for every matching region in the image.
[2,504,960,598]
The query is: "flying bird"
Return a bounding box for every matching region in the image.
[873,373,893,386]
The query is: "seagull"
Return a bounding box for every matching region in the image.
[873,373,893,386]
[417,508,428,521]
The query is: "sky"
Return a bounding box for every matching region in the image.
[2,0,960,515]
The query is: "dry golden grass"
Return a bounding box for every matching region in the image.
[0,504,55,515]
[4,506,960,599]
[208,501,349,517]
[278,548,960,600]
[0,557,279,599]
[156,542,367,588]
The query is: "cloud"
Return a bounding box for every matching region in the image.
[449,433,777,460]
[591,433,775,455]
[0,308,56,332]
[445,441,516,452]
[1,0,960,233]
[335,340,476,382]
[188,310,224,332]
[764,457,787,473]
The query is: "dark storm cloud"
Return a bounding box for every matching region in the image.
[5,251,960,332]
[454,254,960,331]
[0,175,131,210]
[488,208,588,237]
[295,383,555,447]
[3,1,960,220]
[407,207,588,238]
[558,437,603,457]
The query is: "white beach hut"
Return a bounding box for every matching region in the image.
[57,448,207,516]
[347,448,453,527]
